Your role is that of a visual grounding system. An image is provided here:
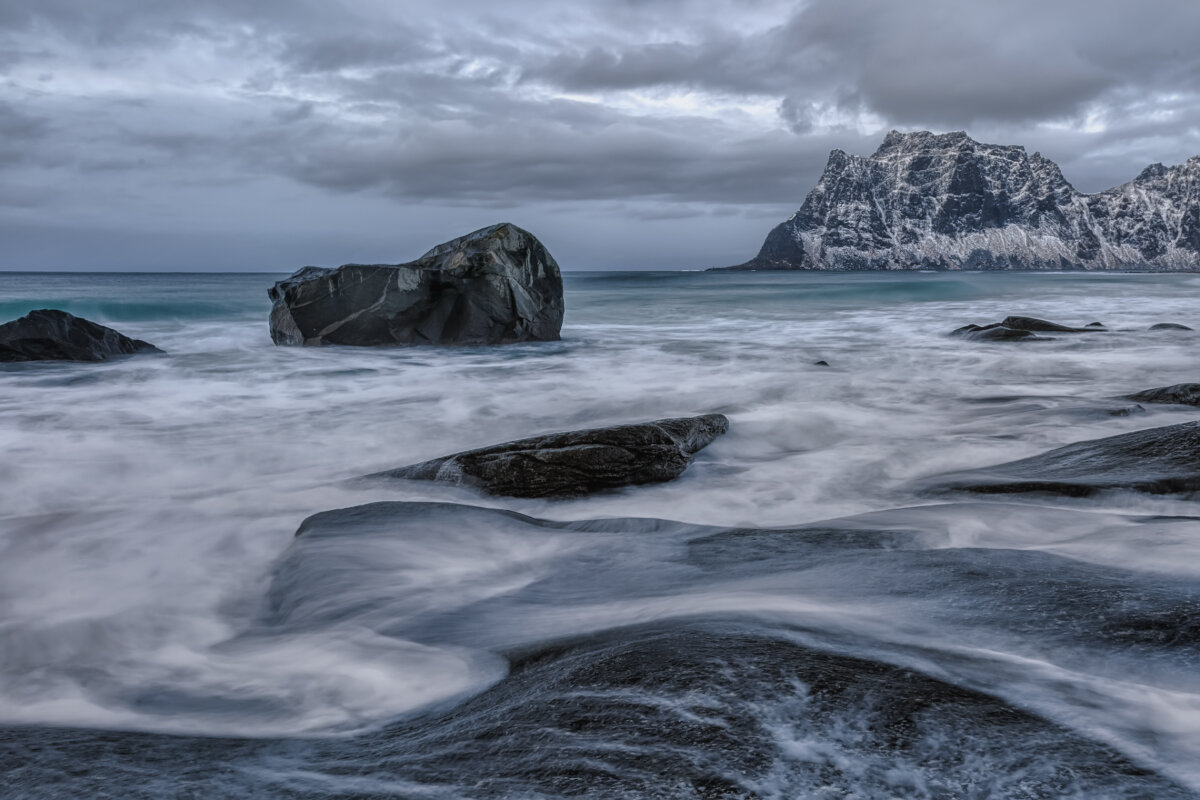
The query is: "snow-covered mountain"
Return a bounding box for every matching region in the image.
[728,131,1200,271]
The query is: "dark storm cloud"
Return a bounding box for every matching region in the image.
[0,101,49,169]
[523,0,1200,129]
[280,32,441,74]
[267,117,841,205]
[0,100,45,141]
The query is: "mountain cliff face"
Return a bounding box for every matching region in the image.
[730,131,1200,271]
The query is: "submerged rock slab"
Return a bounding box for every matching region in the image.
[1127,383,1200,407]
[0,309,162,362]
[364,413,729,498]
[923,420,1200,498]
[268,222,564,347]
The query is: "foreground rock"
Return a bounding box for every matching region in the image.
[950,315,1104,341]
[922,420,1200,498]
[1127,383,1200,407]
[722,129,1200,271]
[268,222,564,347]
[0,309,162,362]
[365,414,729,498]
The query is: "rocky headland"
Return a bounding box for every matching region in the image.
[724,130,1200,271]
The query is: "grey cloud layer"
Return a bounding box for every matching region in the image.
[0,0,1197,268]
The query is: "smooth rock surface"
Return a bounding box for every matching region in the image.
[922,420,1200,498]
[0,309,162,362]
[1149,322,1194,331]
[268,223,564,347]
[950,324,1042,342]
[725,130,1200,271]
[950,315,1104,341]
[1127,383,1200,407]
[364,414,729,498]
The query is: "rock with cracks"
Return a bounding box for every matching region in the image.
[365,414,730,498]
[268,223,564,347]
[0,309,163,362]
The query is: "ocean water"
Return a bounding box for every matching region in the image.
[1,269,1200,798]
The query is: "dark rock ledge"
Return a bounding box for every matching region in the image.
[363,414,730,498]
[921,420,1200,498]
[1126,384,1200,407]
[0,309,163,362]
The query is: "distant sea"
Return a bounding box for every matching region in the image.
[3,269,1200,798]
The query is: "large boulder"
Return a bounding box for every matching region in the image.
[0,309,162,362]
[364,414,730,498]
[268,223,564,347]
[921,420,1200,498]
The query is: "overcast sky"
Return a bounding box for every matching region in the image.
[1,0,1198,271]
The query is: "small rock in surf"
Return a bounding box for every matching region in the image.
[950,315,1106,342]
[0,309,163,362]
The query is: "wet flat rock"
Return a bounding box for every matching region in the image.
[365,413,729,498]
[951,315,1105,342]
[923,420,1200,498]
[0,309,163,362]
[268,222,564,347]
[1127,383,1200,407]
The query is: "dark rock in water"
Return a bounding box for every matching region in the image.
[364,414,729,498]
[0,309,162,362]
[999,315,1103,332]
[950,323,1042,342]
[267,222,564,347]
[722,129,1200,271]
[813,359,831,367]
[950,315,1106,341]
[1149,322,1194,331]
[923,420,1200,498]
[1127,383,1200,407]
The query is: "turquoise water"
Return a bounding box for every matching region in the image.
[2,270,1200,797]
